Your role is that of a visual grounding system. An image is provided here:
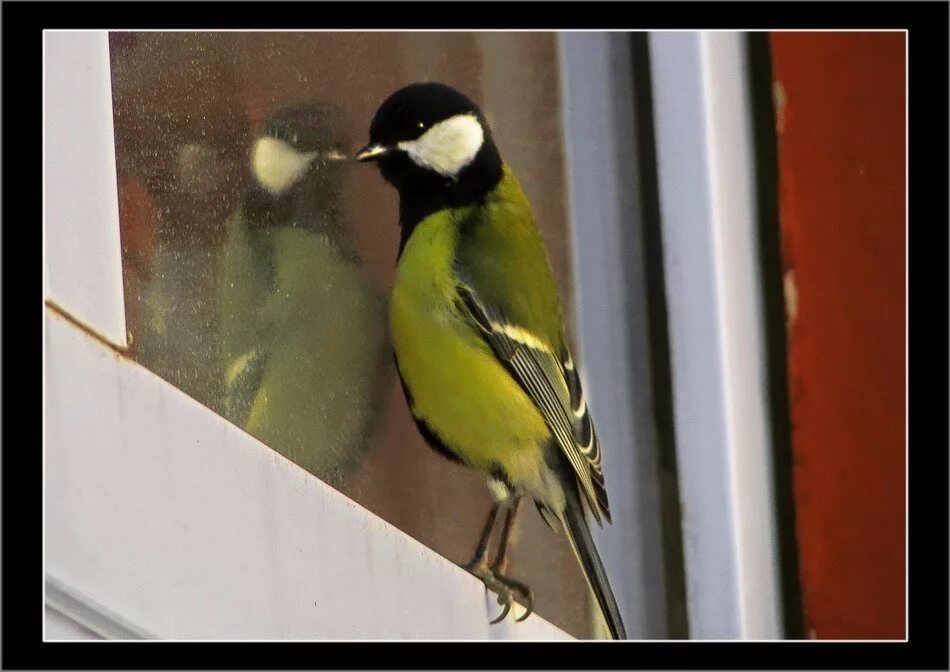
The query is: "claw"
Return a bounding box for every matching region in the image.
[487,570,534,625]
[514,586,534,622]
[462,539,534,626]
[498,575,534,623]
[490,595,512,624]
[466,564,531,626]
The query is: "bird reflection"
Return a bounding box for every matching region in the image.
[217,103,390,485]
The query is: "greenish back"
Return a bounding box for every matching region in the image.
[453,164,567,355]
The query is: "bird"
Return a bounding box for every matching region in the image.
[355,82,627,639]
[217,103,390,484]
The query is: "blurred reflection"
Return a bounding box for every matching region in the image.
[116,172,158,336]
[133,139,232,408]
[217,104,389,484]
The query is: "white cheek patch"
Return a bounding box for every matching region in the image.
[252,137,318,195]
[397,113,485,178]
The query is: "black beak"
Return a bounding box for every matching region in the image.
[355,143,389,162]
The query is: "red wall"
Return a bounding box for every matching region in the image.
[771,32,906,639]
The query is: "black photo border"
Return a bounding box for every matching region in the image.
[6,1,946,669]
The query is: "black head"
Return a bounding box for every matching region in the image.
[364,82,483,149]
[355,82,503,214]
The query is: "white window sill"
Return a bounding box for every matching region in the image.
[44,307,569,640]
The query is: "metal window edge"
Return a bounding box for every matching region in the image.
[649,31,783,639]
[557,31,670,639]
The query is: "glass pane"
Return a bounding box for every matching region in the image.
[109,31,591,638]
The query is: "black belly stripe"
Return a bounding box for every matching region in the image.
[394,357,465,465]
[411,411,465,465]
[488,460,514,492]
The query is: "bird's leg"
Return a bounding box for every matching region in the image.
[458,499,522,624]
[491,494,521,576]
[461,497,534,625]
[461,502,516,621]
[461,501,503,574]
[487,495,534,623]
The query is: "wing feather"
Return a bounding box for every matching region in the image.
[457,283,611,524]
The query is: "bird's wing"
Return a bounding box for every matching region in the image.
[455,281,611,524]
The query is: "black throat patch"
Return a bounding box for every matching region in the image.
[387,141,504,258]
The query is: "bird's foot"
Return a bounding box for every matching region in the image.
[463,559,534,624]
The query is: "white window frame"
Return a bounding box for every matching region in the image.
[43,30,127,349]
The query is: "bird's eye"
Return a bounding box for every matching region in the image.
[417,122,425,129]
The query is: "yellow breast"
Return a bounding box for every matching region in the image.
[390,212,549,483]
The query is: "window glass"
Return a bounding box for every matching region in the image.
[109,31,591,637]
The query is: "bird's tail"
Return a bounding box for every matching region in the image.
[562,483,627,640]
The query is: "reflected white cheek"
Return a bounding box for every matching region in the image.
[397,114,485,178]
[252,137,317,195]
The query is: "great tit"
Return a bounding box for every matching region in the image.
[357,83,627,639]
[218,103,390,484]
